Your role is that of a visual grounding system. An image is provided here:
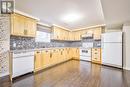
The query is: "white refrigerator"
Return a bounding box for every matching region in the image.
[101,32,123,68]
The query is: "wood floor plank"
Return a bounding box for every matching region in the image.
[0,60,130,87]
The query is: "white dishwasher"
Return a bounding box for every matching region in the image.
[12,51,34,78]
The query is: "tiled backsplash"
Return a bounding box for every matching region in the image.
[10,36,101,50]
[10,36,75,50]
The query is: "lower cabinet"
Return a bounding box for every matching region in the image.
[34,51,43,72]
[72,48,80,60]
[34,48,77,72]
[92,48,102,64]
[42,50,51,68]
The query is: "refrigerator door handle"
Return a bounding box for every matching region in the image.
[101,36,104,49]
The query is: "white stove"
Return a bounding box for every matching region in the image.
[80,48,92,61]
[80,42,93,61]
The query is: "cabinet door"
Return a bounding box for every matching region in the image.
[93,28,102,40]
[51,26,59,40]
[92,48,101,63]
[34,51,42,71]
[76,48,80,59]
[61,49,65,61]
[69,32,73,41]
[63,48,68,60]
[50,49,57,65]
[24,17,37,37]
[42,50,50,68]
[69,48,73,59]
[11,14,24,36]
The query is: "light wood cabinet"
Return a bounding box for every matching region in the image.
[11,14,25,35]
[92,48,102,64]
[11,13,37,37]
[34,48,77,72]
[34,51,43,72]
[24,17,37,37]
[52,26,83,41]
[51,26,104,41]
[93,27,102,40]
[42,50,51,68]
[72,48,80,59]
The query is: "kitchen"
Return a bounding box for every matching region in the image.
[0,0,130,87]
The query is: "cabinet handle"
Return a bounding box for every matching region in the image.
[24,29,27,35]
[61,51,63,55]
[37,51,40,53]
[95,49,98,51]
[50,53,52,58]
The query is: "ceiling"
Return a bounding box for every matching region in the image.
[100,0,130,29]
[15,0,130,29]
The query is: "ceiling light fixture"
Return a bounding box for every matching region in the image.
[61,12,83,23]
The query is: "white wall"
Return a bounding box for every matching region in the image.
[105,28,122,32]
[123,25,130,70]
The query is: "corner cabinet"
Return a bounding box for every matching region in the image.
[11,13,37,37]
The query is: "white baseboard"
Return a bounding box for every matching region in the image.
[0,72,9,77]
[123,67,130,70]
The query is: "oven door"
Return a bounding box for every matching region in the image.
[80,48,91,56]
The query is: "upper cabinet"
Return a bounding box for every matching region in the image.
[51,26,70,41]
[93,27,103,40]
[11,13,37,37]
[51,26,104,41]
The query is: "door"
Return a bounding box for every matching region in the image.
[102,43,122,67]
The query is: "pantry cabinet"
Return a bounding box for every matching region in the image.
[11,13,37,37]
[92,48,102,64]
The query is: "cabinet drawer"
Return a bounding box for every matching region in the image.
[92,48,101,52]
[92,57,100,61]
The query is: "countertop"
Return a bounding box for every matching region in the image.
[10,47,80,53]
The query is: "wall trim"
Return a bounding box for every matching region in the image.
[14,9,40,21]
[52,24,71,31]
[38,22,51,28]
[123,67,130,70]
[72,24,106,31]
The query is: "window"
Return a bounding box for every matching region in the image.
[35,31,50,42]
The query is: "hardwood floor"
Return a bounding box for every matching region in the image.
[1,60,130,87]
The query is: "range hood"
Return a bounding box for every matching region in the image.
[82,31,93,38]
